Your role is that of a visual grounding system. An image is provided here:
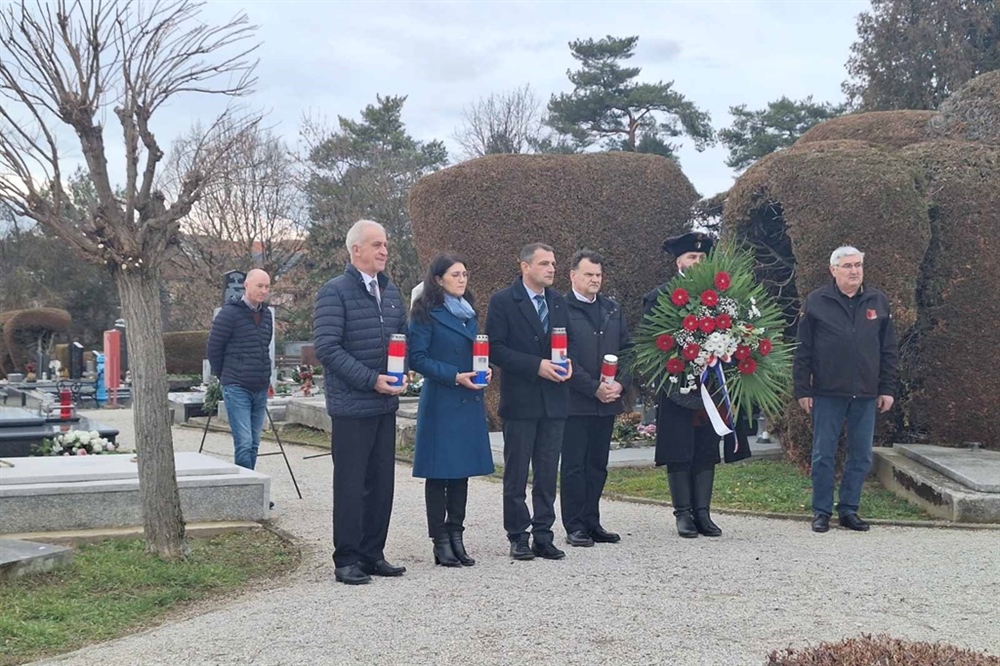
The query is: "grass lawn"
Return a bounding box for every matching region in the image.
[0,529,298,666]
[602,459,934,521]
[278,424,933,521]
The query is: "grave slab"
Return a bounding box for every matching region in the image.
[873,447,1000,522]
[0,452,270,534]
[894,444,1000,493]
[0,537,73,578]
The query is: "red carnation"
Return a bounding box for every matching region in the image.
[656,334,676,351]
[738,358,757,375]
[682,315,700,332]
[682,343,701,361]
[758,338,773,356]
[700,289,719,307]
[715,314,732,330]
[734,344,752,361]
[699,317,716,333]
[666,358,686,374]
[715,272,731,291]
[671,288,689,307]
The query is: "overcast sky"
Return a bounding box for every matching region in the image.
[22,0,873,204]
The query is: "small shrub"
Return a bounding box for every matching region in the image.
[163,330,210,375]
[766,634,1000,666]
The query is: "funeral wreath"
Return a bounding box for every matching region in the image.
[630,244,793,427]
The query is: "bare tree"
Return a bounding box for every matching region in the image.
[163,121,307,331]
[453,84,548,159]
[0,0,260,559]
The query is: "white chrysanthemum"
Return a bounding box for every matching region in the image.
[93,442,104,453]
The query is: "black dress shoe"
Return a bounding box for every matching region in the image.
[839,513,870,532]
[589,526,621,543]
[334,564,371,585]
[510,537,535,561]
[812,514,830,533]
[358,559,406,577]
[566,530,595,547]
[531,541,566,560]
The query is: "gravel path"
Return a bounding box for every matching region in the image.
[34,409,1000,665]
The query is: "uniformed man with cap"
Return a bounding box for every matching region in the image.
[642,231,750,538]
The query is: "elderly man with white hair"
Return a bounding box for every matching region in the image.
[314,219,409,585]
[793,246,899,533]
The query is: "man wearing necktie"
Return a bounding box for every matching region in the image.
[314,219,409,585]
[486,242,573,561]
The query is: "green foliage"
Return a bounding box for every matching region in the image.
[0,530,297,666]
[304,95,448,295]
[202,378,221,414]
[600,459,932,520]
[546,35,714,159]
[843,0,1000,111]
[719,96,845,171]
[630,245,794,424]
[162,330,209,375]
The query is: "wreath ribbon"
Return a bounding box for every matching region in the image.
[699,359,735,440]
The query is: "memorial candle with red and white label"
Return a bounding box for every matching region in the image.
[600,354,618,386]
[551,327,568,373]
[387,334,407,386]
[473,335,490,386]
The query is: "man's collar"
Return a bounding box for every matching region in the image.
[572,288,596,303]
[241,294,263,311]
[522,279,544,298]
[358,269,378,285]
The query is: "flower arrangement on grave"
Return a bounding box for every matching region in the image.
[403,371,424,397]
[629,245,793,429]
[611,411,657,445]
[35,430,118,456]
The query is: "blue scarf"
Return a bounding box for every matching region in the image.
[443,294,476,321]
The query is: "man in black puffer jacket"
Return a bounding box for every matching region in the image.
[314,219,408,586]
[207,269,273,471]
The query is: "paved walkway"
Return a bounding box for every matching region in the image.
[35,409,1000,666]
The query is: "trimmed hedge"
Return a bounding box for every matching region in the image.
[0,308,72,377]
[767,634,1000,666]
[929,70,1000,145]
[797,110,936,149]
[724,71,1000,465]
[163,330,210,375]
[898,141,1000,448]
[409,152,699,426]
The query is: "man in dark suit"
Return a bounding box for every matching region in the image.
[562,250,631,547]
[486,242,573,561]
[314,219,408,585]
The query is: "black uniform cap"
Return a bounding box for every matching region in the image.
[662,231,714,257]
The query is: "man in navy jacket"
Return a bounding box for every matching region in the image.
[207,269,273,472]
[314,220,408,585]
[793,246,898,534]
[486,242,573,561]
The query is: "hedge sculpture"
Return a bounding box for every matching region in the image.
[0,308,72,377]
[723,71,1000,465]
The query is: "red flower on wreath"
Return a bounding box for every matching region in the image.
[699,317,716,333]
[714,272,731,291]
[700,289,719,307]
[671,288,689,306]
[666,358,685,374]
[682,315,700,332]
[734,344,752,361]
[758,338,773,356]
[682,343,701,361]
[715,313,732,330]
[656,334,676,351]
[738,358,758,375]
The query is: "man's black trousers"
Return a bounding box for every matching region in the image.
[560,414,615,534]
[331,413,396,568]
[502,417,565,544]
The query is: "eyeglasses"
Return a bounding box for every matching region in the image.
[837,262,864,269]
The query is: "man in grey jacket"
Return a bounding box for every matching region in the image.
[313,220,408,585]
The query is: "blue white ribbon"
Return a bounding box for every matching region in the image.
[700,359,735,438]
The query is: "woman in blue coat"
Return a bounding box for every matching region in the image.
[409,253,495,567]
